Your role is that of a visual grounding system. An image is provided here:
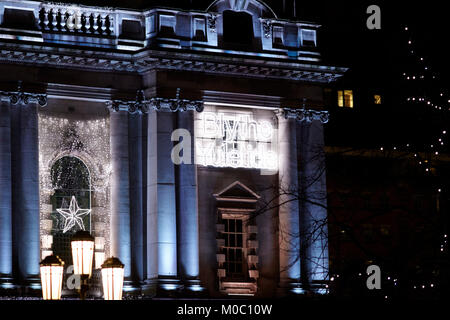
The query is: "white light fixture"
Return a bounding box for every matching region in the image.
[101,257,125,300]
[71,231,95,300]
[40,255,64,300]
[71,231,95,277]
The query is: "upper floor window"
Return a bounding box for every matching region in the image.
[338,90,354,108]
[120,19,145,40]
[272,26,284,45]
[193,17,207,41]
[223,10,253,46]
[159,14,176,36]
[380,225,391,237]
[374,94,382,105]
[300,29,316,47]
[2,8,38,30]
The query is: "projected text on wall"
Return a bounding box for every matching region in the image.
[195,112,277,170]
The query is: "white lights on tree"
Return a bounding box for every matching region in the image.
[195,112,277,170]
[40,255,65,300]
[57,196,91,233]
[101,257,125,300]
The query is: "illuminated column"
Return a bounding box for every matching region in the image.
[277,111,301,292]
[177,110,201,290]
[0,100,12,284]
[11,101,41,285]
[129,113,144,285]
[298,117,329,293]
[146,110,178,290]
[110,110,131,279]
[146,109,158,282]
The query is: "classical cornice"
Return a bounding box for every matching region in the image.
[135,51,342,83]
[0,43,346,83]
[0,45,137,72]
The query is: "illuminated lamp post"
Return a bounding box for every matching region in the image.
[71,230,95,300]
[40,255,64,300]
[101,257,125,300]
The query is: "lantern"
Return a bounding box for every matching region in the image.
[40,255,64,300]
[101,257,125,300]
[71,231,94,277]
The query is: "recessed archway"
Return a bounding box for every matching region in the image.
[50,156,92,267]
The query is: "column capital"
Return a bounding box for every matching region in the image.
[0,84,47,107]
[106,90,204,114]
[277,108,329,124]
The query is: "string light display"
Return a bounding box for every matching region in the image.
[349,24,449,299]
[377,26,449,297]
[379,25,449,175]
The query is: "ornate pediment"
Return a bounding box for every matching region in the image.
[213,181,260,202]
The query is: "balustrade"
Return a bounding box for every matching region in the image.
[38,5,115,36]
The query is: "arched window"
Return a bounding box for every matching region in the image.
[50,156,91,267]
[223,10,254,47]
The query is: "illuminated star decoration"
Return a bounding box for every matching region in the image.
[57,196,91,233]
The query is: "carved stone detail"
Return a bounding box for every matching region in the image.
[261,19,273,38]
[0,83,48,107]
[106,90,204,114]
[0,48,343,83]
[208,13,218,33]
[280,108,329,124]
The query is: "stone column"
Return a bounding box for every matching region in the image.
[177,110,201,291]
[0,100,12,285]
[146,109,158,282]
[298,119,329,293]
[146,110,179,292]
[110,110,131,279]
[129,113,144,286]
[277,113,301,293]
[11,102,40,286]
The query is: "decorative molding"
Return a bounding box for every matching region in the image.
[261,19,273,39]
[207,13,218,33]
[46,83,114,102]
[219,281,257,296]
[136,54,341,83]
[0,48,139,72]
[213,180,261,200]
[0,83,47,106]
[0,44,345,83]
[106,90,204,114]
[280,108,329,124]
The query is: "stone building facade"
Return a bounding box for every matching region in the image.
[0,0,345,297]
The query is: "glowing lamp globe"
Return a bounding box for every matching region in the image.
[101,257,125,300]
[71,231,95,277]
[40,255,65,300]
